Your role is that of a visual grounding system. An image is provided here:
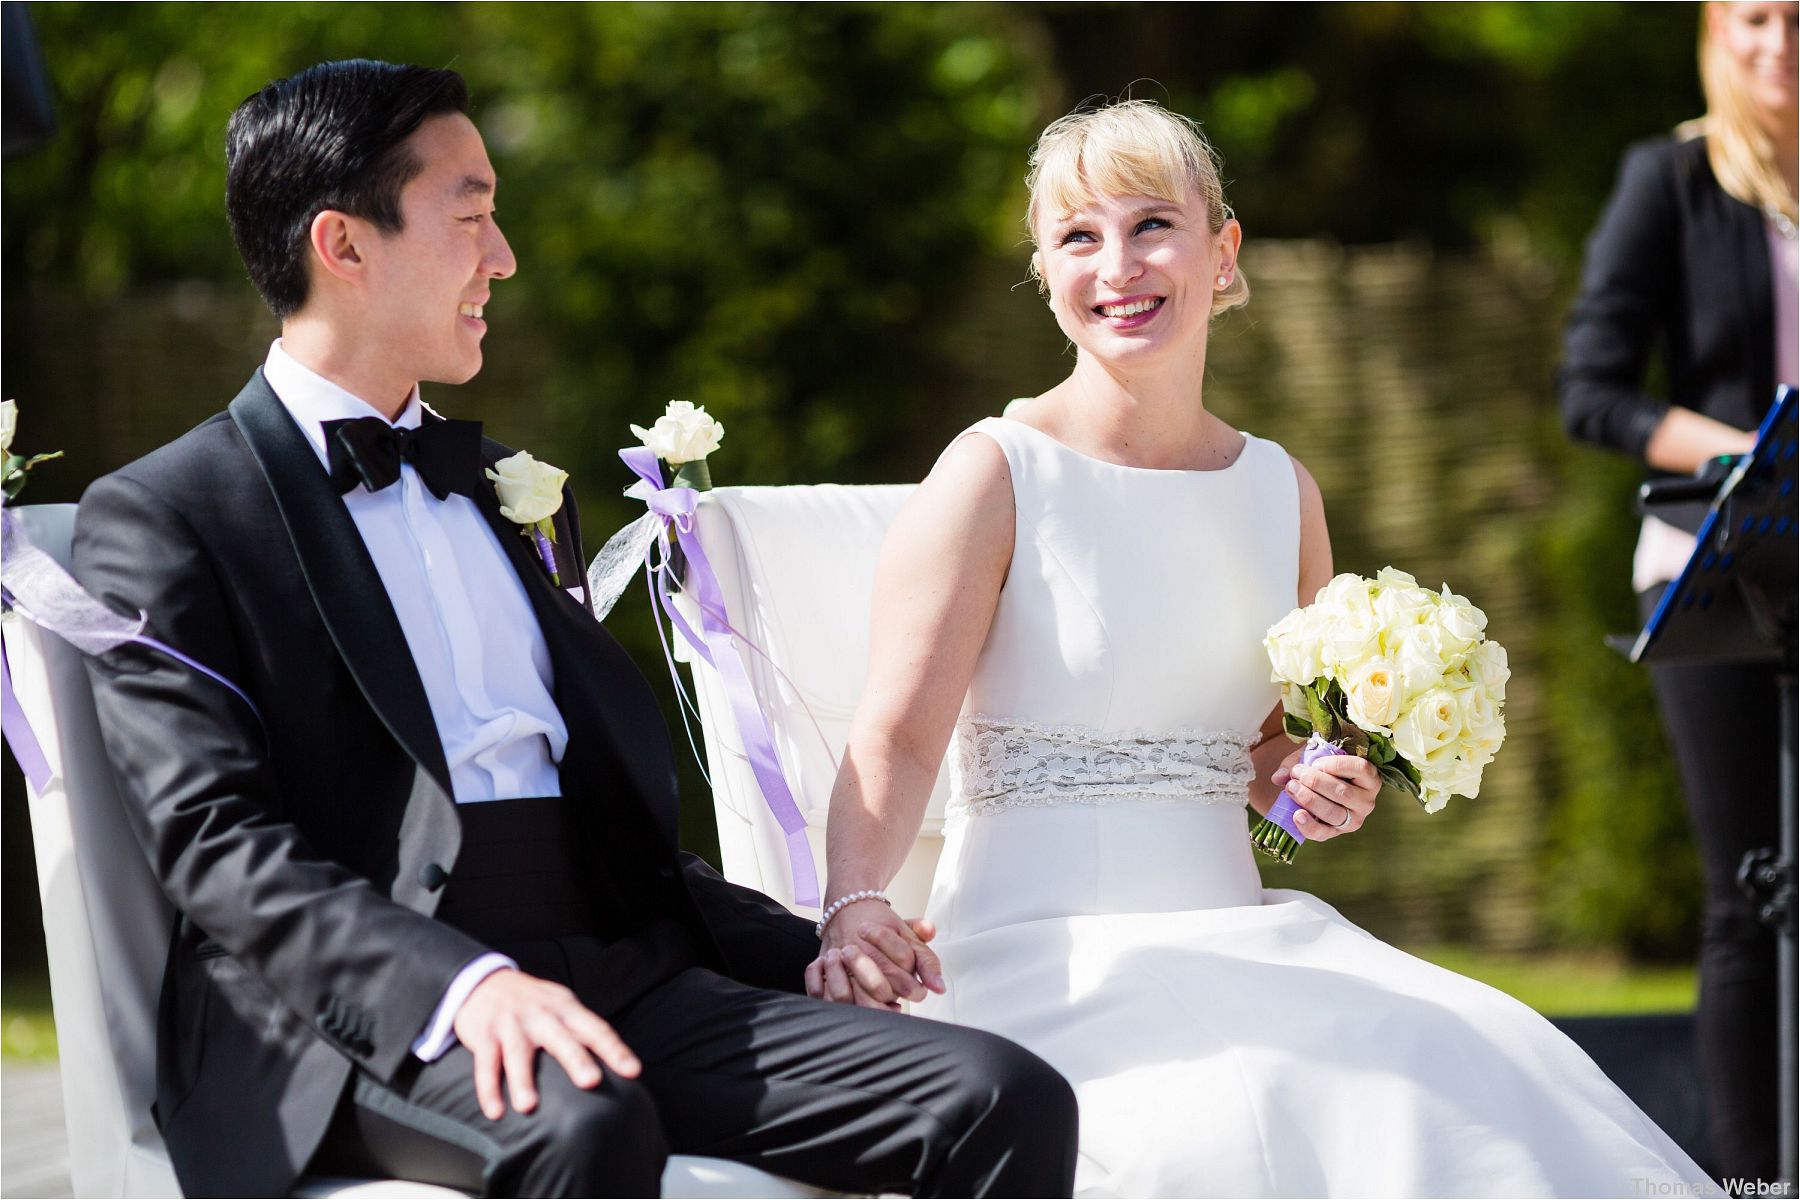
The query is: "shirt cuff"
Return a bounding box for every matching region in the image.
[411,952,516,1062]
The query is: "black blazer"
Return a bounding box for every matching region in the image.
[1557,134,1777,505]
[73,371,820,1198]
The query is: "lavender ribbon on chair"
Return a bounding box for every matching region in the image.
[1,635,52,791]
[0,505,266,786]
[589,447,821,909]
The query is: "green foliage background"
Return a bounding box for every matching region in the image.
[1,2,1719,967]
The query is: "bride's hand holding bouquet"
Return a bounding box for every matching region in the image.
[1265,731,1384,845]
[1254,567,1510,863]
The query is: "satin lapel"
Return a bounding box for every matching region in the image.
[471,455,679,837]
[228,373,454,797]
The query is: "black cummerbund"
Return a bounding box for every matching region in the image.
[432,795,705,1015]
[434,796,599,945]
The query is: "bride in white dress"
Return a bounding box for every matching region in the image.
[801,100,1711,1198]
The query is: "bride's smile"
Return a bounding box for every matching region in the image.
[1092,293,1164,326]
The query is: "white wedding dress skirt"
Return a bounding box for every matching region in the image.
[909,418,1709,1198]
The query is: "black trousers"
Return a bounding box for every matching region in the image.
[310,961,1077,1198]
[308,799,1078,1197]
[1640,584,1782,1182]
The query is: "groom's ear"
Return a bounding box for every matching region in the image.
[307,209,367,287]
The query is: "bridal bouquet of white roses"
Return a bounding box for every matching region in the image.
[1251,567,1510,863]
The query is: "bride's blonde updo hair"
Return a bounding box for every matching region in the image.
[1026,99,1250,317]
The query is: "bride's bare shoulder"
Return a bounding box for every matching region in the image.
[875,421,1016,574]
[931,423,1013,487]
[915,423,1014,523]
[1285,451,1324,514]
[1285,450,1334,599]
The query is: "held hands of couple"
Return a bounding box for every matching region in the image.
[453,968,641,1120]
[1271,744,1381,841]
[806,899,946,1011]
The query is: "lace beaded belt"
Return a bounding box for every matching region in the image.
[945,715,1257,820]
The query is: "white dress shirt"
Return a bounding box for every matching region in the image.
[263,339,564,1058]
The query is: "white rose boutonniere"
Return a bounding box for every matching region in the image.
[631,400,725,490]
[486,450,570,586]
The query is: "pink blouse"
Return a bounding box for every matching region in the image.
[1771,217,1798,387]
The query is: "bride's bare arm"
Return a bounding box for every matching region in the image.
[1259,454,1382,839]
[805,432,1015,1007]
[1247,457,1334,815]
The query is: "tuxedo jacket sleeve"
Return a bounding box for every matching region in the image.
[74,469,489,1083]
[679,853,820,992]
[1557,135,1774,461]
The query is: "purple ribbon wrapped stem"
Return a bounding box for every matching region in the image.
[530,525,560,586]
[1251,732,1350,864]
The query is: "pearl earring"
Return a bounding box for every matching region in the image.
[1216,274,1229,287]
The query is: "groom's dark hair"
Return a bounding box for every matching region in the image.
[225,59,469,318]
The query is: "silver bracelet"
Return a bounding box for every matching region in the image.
[816,889,890,938]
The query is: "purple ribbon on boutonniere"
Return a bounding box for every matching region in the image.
[609,444,820,909]
[528,525,560,587]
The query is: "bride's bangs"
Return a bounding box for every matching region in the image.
[1028,103,1216,240]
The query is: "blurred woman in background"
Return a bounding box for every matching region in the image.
[1558,0,1798,1181]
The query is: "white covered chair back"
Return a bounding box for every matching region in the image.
[675,485,947,916]
[6,503,825,1200]
[5,503,184,1198]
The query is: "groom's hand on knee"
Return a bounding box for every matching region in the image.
[453,969,641,1120]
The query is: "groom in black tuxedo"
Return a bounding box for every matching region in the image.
[72,60,1076,1199]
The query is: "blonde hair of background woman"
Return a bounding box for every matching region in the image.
[1679,1,1798,222]
[1025,99,1251,317]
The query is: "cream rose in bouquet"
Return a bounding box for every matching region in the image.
[1253,566,1509,862]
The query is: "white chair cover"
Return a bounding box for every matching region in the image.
[5,503,827,1199]
[6,504,182,1199]
[674,485,947,917]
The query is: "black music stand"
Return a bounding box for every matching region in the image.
[1627,385,1798,1193]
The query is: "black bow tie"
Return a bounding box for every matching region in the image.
[323,414,484,501]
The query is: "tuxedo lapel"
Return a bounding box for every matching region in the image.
[471,455,679,841]
[229,372,455,798]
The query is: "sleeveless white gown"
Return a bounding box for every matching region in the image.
[912,416,1709,1198]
